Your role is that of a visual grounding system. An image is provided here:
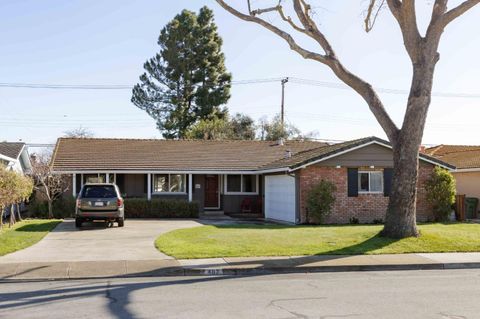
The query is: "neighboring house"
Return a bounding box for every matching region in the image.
[0,142,32,219]
[0,142,31,174]
[426,144,480,200]
[50,136,452,224]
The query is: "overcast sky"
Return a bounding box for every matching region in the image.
[1,0,479,145]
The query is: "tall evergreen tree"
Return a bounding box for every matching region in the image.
[132,6,231,139]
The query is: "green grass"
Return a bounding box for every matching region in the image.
[0,219,61,256]
[155,223,480,259]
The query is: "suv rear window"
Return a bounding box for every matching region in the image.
[81,185,117,198]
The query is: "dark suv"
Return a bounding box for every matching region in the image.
[75,183,125,228]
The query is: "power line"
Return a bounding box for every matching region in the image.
[1,77,479,98]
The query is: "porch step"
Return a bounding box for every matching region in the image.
[225,212,264,220]
[199,211,233,220]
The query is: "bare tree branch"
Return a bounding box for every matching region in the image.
[386,0,422,62]
[426,0,479,55]
[215,0,399,141]
[251,5,279,16]
[439,0,480,28]
[364,0,386,32]
[277,6,307,34]
[216,1,328,62]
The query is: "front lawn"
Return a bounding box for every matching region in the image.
[0,219,61,256]
[155,223,480,259]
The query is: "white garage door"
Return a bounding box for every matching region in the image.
[265,175,296,223]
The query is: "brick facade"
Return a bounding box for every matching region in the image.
[298,162,435,224]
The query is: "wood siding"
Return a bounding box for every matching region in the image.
[320,144,394,167]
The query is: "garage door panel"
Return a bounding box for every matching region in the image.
[265,175,296,223]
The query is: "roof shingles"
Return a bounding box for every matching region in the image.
[0,142,25,160]
[51,138,326,172]
[51,137,453,172]
[425,144,480,169]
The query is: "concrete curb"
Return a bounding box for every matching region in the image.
[2,261,480,281]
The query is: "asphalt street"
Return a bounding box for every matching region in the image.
[1,269,479,318]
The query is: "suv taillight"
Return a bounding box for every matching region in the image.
[117,198,123,207]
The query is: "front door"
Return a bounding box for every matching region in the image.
[204,175,219,209]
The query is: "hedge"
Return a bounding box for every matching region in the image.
[29,197,76,219]
[124,198,199,218]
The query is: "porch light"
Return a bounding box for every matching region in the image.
[336,165,341,169]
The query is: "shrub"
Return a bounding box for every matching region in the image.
[425,167,456,222]
[52,197,76,218]
[349,217,360,224]
[29,196,76,219]
[306,180,336,224]
[28,199,49,218]
[124,198,199,218]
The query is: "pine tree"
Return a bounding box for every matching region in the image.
[132,6,231,139]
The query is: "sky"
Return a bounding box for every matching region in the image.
[0,0,479,146]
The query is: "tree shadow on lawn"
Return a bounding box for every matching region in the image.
[205,223,401,255]
[13,221,61,233]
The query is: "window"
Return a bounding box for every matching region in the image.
[358,171,383,193]
[83,174,107,184]
[153,174,186,193]
[225,175,258,194]
[226,175,241,192]
[81,185,117,198]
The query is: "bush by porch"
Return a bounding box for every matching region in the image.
[124,198,199,218]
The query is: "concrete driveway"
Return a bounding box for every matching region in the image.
[0,219,202,263]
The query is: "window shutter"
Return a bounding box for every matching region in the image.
[347,168,358,197]
[383,168,393,197]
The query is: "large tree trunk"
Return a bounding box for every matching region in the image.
[382,141,421,238]
[381,61,435,238]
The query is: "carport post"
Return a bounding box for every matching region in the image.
[188,173,193,202]
[147,173,152,200]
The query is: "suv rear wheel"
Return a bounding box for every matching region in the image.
[75,218,83,228]
[117,218,124,227]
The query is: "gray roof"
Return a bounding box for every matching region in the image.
[51,138,326,172]
[0,142,25,160]
[50,136,454,172]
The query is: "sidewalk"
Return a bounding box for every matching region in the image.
[2,252,480,280]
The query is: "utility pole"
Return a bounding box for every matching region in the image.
[280,77,289,130]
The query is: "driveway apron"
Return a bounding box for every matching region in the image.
[0,219,202,263]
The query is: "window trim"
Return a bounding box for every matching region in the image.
[152,173,187,195]
[224,174,259,195]
[358,171,384,194]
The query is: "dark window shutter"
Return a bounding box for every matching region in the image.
[383,168,393,197]
[347,168,358,197]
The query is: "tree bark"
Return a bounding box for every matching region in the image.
[382,60,436,238]
[9,205,16,227]
[48,200,53,219]
[0,205,4,230]
[16,203,22,221]
[382,141,421,237]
